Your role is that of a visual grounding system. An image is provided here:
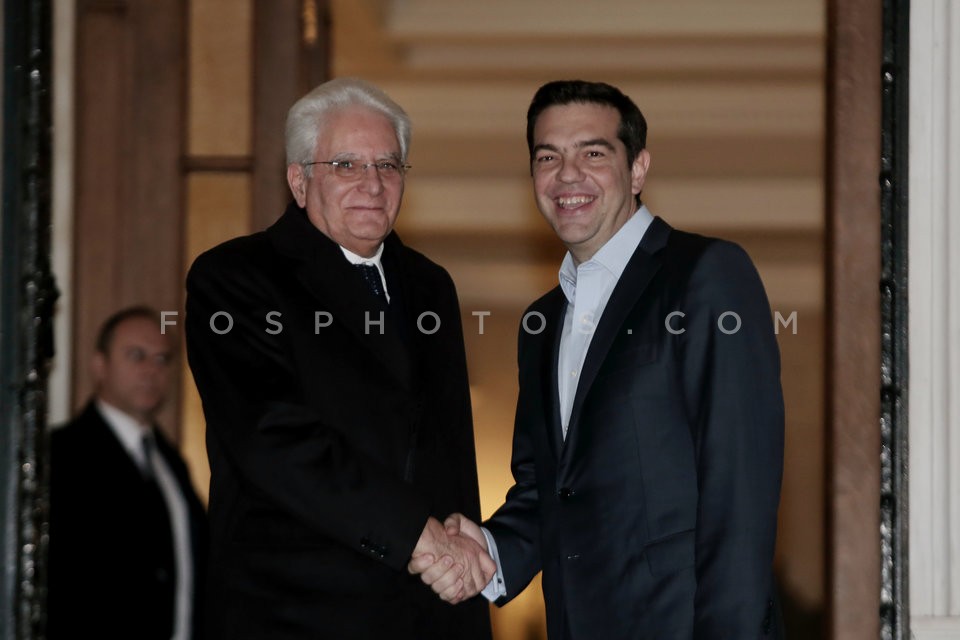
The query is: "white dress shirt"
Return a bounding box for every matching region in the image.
[481,205,655,601]
[97,400,193,640]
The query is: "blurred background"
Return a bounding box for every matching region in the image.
[49,1,826,637]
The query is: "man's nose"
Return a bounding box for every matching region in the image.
[142,358,169,375]
[358,165,385,193]
[557,156,584,182]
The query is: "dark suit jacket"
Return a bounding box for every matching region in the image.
[485,217,785,639]
[184,204,491,639]
[48,402,208,640]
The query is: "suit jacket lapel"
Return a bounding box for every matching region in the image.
[562,217,671,458]
[268,205,413,388]
[81,403,145,482]
[537,289,567,458]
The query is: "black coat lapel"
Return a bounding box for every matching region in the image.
[562,217,671,457]
[380,234,417,349]
[268,204,413,388]
[78,402,145,481]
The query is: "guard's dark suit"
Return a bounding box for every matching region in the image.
[48,402,208,639]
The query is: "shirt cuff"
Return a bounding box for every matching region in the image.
[480,526,507,601]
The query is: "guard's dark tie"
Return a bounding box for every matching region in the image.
[141,434,158,480]
[356,263,387,303]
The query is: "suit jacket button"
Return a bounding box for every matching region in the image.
[566,553,580,561]
[558,487,573,500]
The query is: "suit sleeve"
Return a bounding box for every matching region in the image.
[482,323,545,604]
[679,240,784,637]
[185,250,430,572]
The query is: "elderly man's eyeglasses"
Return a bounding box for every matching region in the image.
[303,160,411,180]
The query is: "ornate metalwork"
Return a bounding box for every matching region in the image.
[1,0,56,638]
[879,0,910,638]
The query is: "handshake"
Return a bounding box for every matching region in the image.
[408,514,496,604]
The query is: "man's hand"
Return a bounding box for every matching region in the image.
[408,516,495,604]
[443,512,486,546]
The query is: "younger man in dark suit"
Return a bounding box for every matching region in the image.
[48,306,207,640]
[412,80,785,639]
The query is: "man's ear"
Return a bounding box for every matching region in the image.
[631,149,651,197]
[286,163,308,208]
[91,351,106,385]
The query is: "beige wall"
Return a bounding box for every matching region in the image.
[180,0,256,503]
[909,1,960,636]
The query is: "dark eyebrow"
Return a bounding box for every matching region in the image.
[533,139,617,154]
[533,143,559,154]
[577,138,616,151]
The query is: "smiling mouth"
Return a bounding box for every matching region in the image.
[556,195,596,209]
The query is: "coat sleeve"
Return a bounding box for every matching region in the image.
[678,240,784,638]
[482,319,546,603]
[441,273,486,525]
[185,248,430,572]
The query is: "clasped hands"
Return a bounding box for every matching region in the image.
[408,514,493,604]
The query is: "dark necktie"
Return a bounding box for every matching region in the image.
[356,263,387,303]
[141,434,158,480]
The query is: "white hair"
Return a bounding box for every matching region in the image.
[285,77,411,166]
